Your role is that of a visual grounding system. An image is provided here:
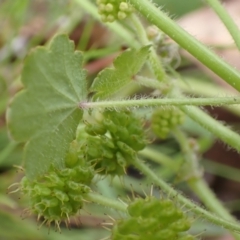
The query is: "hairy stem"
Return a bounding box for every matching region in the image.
[83,96,240,109]
[173,128,240,239]
[188,178,240,239]
[139,147,240,238]
[128,0,240,92]
[180,105,240,151]
[172,128,202,179]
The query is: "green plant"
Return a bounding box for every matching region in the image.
[5,0,240,239]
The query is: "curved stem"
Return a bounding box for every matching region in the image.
[133,158,240,233]
[128,0,240,92]
[205,0,240,50]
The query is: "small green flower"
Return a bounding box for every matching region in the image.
[96,0,134,22]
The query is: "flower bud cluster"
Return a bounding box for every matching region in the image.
[20,150,94,225]
[96,0,134,22]
[82,110,146,176]
[112,197,196,240]
[151,107,185,139]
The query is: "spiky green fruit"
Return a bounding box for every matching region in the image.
[21,164,93,225]
[82,110,146,176]
[20,141,94,226]
[112,196,196,240]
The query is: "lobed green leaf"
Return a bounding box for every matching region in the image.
[7,34,87,180]
[90,45,150,99]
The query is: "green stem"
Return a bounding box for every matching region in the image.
[205,0,240,50]
[180,105,240,151]
[178,77,240,117]
[133,158,240,233]
[139,147,178,171]
[172,128,240,239]
[85,192,127,212]
[140,146,240,238]
[172,128,202,179]
[130,14,166,81]
[188,178,240,240]
[189,178,235,220]
[128,0,240,92]
[82,96,240,109]
[203,160,240,183]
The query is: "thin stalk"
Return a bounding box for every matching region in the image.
[139,147,178,171]
[205,0,240,50]
[179,105,240,152]
[82,96,240,109]
[85,192,127,212]
[133,158,240,233]
[130,14,166,81]
[203,160,240,183]
[128,0,240,92]
[178,77,240,117]
[172,128,202,179]
[140,145,240,232]
[188,178,240,240]
[172,128,240,239]
[188,178,236,220]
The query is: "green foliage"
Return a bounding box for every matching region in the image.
[3,0,240,239]
[90,46,150,99]
[7,35,87,179]
[112,196,196,240]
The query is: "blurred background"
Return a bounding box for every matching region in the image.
[0,0,240,239]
